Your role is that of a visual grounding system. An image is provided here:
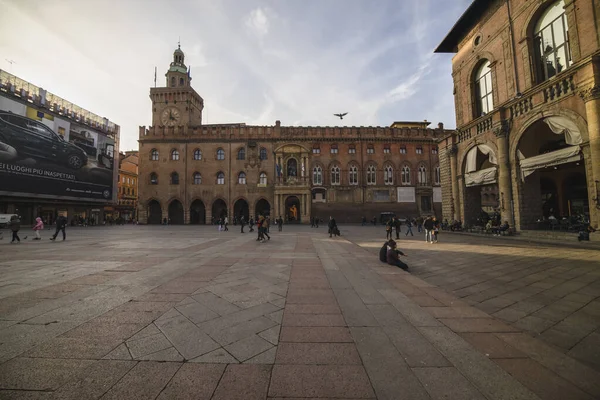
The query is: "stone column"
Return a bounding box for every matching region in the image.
[494,120,515,227]
[274,194,279,221]
[448,146,461,221]
[580,85,600,229]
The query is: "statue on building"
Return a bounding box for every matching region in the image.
[289,205,298,220]
[287,158,297,177]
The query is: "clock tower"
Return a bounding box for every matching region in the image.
[150,45,204,127]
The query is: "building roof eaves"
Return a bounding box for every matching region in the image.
[434,0,489,53]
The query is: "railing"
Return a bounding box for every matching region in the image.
[509,96,534,119]
[543,73,575,102]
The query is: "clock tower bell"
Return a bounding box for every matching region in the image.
[150,44,204,127]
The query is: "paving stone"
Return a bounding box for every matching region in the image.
[276,343,362,365]
[51,360,136,400]
[225,334,274,362]
[495,358,594,400]
[280,327,353,343]
[425,306,492,319]
[60,320,146,341]
[418,326,539,400]
[157,363,225,400]
[351,327,430,399]
[190,348,239,364]
[212,364,271,400]
[459,333,527,359]
[413,366,487,400]
[496,332,600,398]
[244,347,277,364]
[333,289,379,327]
[266,309,284,323]
[199,303,281,334]
[379,289,441,327]
[155,314,220,360]
[567,332,600,370]
[513,316,556,334]
[175,301,219,324]
[126,332,172,359]
[102,343,132,360]
[440,318,520,333]
[285,304,341,314]
[258,325,280,345]
[282,313,346,327]
[269,365,374,398]
[407,295,445,307]
[192,292,242,315]
[210,316,277,346]
[101,361,181,400]
[0,390,52,399]
[134,293,189,303]
[24,337,120,359]
[0,358,95,390]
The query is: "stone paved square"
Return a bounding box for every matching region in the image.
[0,224,599,399]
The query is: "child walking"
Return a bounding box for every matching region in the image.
[33,217,44,240]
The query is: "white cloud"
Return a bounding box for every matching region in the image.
[244,8,270,37]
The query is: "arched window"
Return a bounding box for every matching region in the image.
[367,144,375,154]
[384,165,394,185]
[402,166,411,185]
[259,147,268,160]
[313,166,323,185]
[179,77,184,86]
[312,145,321,154]
[171,149,180,161]
[217,148,225,160]
[475,60,494,116]
[259,172,267,185]
[349,165,358,185]
[418,165,427,184]
[193,172,202,185]
[193,149,202,160]
[435,166,441,185]
[170,77,175,87]
[348,145,356,154]
[170,172,179,185]
[150,149,159,161]
[238,172,246,184]
[367,165,376,185]
[150,173,158,185]
[331,166,340,185]
[534,1,570,82]
[217,172,225,185]
[237,148,246,160]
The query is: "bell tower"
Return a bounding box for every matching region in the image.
[150,43,204,127]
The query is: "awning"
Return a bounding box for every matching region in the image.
[544,116,582,145]
[465,144,497,173]
[520,146,581,180]
[465,167,497,187]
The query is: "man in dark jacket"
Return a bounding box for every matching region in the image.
[394,217,402,239]
[9,215,21,243]
[386,240,408,270]
[424,216,435,243]
[51,215,67,241]
[328,216,337,238]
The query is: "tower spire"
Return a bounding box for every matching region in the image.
[178,37,181,49]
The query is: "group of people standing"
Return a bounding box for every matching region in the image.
[384,216,440,243]
[216,215,286,243]
[4,214,68,243]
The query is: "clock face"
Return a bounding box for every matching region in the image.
[161,107,181,126]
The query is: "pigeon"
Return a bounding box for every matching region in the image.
[334,112,348,120]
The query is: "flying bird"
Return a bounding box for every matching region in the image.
[334,112,348,120]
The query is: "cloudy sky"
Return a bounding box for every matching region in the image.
[0,0,471,151]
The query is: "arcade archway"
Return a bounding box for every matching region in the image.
[147,200,162,225]
[462,144,498,226]
[234,198,249,221]
[285,196,301,223]
[212,199,227,223]
[190,200,205,224]
[255,198,271,219]
[516,117,587,228]
[168,200,184,225]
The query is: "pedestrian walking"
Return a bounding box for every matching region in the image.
[277,216,283,232]
[50,214,67,241]
[405,219,414,236]
[385,218,393,240]
[424,216,434,243]
[394,217,401,239]
[263,217,271,241]
[310,217,315,228]
[361,216,367,226]
[32,217,44,240]
[432,217,440,243]
[249,216,255,232]
[240,216,246,233]
[328,216,338,238]
[416,216,424,233]
[224,216,229,231]
[9,215,21,243]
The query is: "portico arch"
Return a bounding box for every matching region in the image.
[168,199,184,225]
[460,143,499,226]
[147,199,162,225]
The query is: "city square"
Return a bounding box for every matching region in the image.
[0,225,599,399]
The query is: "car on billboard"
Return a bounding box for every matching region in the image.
[0,112,88,169]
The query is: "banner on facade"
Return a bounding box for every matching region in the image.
[397,187,416,203]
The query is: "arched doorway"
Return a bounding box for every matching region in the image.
[190,200,206,225]
[168,200,184,225]
[462,145,499,226]
[516,117,587,229]
[147,200,162,225]
[255,198,271,219]
[285,196,300,223]
[212,199,227,224]
[234,198,249,221]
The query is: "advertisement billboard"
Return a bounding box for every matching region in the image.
[0,96,116,201]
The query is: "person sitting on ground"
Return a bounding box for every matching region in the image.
[492,221,510,236]
[386,240,408,270]
[379,239,394,262]
[485,219,493,233]
[578,224,596,241]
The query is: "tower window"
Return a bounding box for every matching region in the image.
[217,148,225,160]
[170,77,175,87]
[217,172,225,185]
[170,172,179,185]
[238,172,246,184]
[193,149,202,160]
[237,148,246,160]
[193,172,202,185]
[259,172,267,185]
[260,147,268,160]
[180,78,184,86]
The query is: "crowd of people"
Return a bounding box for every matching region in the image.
[3,214,69,243]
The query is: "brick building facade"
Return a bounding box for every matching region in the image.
[116,151,138,221]
[435,0,600,233]
[137,47,453,224]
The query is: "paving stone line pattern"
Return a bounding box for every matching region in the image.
[0,225,599,399]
